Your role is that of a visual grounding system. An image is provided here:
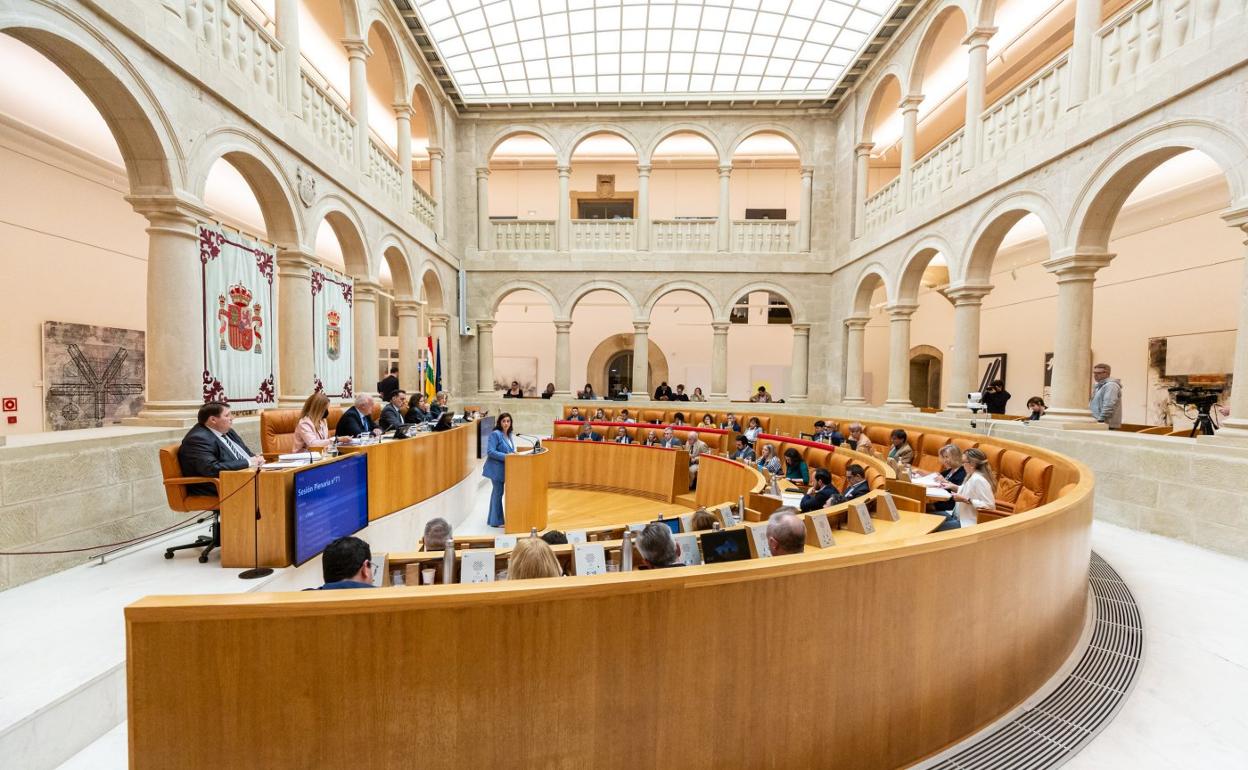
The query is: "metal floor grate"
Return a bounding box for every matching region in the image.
[929,552,1142,770]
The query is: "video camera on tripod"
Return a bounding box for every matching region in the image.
[1167,385,1224,437]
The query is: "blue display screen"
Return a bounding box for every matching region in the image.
[293,453,369,566]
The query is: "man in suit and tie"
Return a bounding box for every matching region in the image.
[658,426,684,449]
[800,468,843,512]
[576,421,603,442]
[379,390,407,431]
[337,394,379,438]
[178,402,263,496]
[842,464,870,501]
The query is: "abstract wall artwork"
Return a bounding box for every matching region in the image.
[42,321,145,430]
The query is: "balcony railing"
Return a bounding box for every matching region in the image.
[299,71,354,165]
[652,219,717,252]
[412,183,435,231]
[910,129,964,205]
[571,219,634,251]
[492,220,555,251]
[1093,0,1244,95]
[732,220,797,253]
[863,177,901,236]
[186,0,281,99]
[368,139,402,205]
[981,54,1069,165]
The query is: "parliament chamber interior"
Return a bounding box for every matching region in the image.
[1,0,1247,768]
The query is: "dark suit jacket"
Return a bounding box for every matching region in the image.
[931,466,966,513]
[577,431,603,442]
[405,406,431,424]
[379,403,405,431]
[178,423,253,497]
[842,480,869,501]
[800,484,842,513]
[336,406,375,437]
[659,437,684,449]
[377,375,399,400]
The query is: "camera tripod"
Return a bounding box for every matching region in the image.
[1189,406,1217,438]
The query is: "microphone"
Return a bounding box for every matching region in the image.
[514,433,544,451]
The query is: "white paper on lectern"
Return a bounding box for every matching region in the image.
[573,542,606,575]
[675,533,702,565]
[565,530,588,544]
[810,514,835,548]
[459,550,495,583]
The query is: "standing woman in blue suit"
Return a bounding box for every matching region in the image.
[484,412,515,528]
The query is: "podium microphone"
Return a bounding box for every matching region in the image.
[515,433,544,451]
[239,465,274,580]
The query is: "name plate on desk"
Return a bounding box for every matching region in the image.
[573,542,606,575]
[459,550,496,583]
[848,502,875,534]
[678,513,694,533]
[566,530,588,545]
[627,522,646,533]
[805,514,836,548]
[674,533,702,566]
[746,524,771,558]
[875,492,900,522]
[717,504,738,527]
[494,535,518,549]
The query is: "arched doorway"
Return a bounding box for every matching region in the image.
[586,334,669,396]
[605,350,637,397]
[909,346,943,410]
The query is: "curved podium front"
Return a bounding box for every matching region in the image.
[503,448,550,534]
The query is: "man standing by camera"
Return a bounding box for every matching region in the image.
[1089,363,1123,429]
[982,380,1011,415]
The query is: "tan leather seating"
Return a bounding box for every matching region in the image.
[159,444,220,513]
[916,434,950,474]
[1013,459,1054,513]
[864,424,892,449]
[995,450,1030,511]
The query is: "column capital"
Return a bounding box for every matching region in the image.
[341,38,373,60]
[854,141,875,157]
[718,164,733,177]
[844,316,870,331]
[636,163,652,176]
[391,102,414,119]
[428,311,451,324]
[1221,204,1248,231]
[475,319,496,332]
[476,166,491,179]
[800,166,814,178]
[556,164,571,177]
[393,299,424,318]
[275,248,319,273]
[426,146,445,160]
[354,280,383,298]
[963,26,997,48]
[943,282,994,305]
[632,320,651,333]
[1043,250,1115,280]
[554,319,573,332]
[791,323,811,336]
[711,322,731,334]
[125,193,213,225]
[885,302,919,319]
[898,94,924,113]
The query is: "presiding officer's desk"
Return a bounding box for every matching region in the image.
[218,421,476,568]
[128,415,1092,769]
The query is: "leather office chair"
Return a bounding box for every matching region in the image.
[159,444,223,563]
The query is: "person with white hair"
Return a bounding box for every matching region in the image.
[686,430,711,488]
[766,509,807,556]
[336,393,379,438]
[636,523,682,569]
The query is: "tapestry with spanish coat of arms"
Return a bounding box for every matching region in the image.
[311,265,354,398]
[198,224,276,404]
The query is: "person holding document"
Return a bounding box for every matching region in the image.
[483,412,515,528]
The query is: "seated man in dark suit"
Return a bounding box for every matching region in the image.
[800,468,842,512]
[316,536,375,589]
[719,412,742,432]
[658,426,684,449]
[842,464,870,501]
[576,421,603,442]
[636,523,683,569]
[567,406,588,422]
[336,394,379,437]
[379,390,407,431]
[811,420,845,446]
[178,402,263,496]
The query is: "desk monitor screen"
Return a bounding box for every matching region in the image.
[652,518,681,536]
[699,529,751,564]
[293,453,369,566]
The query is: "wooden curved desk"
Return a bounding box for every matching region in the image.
[127,418,1093,769]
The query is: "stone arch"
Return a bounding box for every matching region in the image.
[725,124,807,164]
[642,281,724,323]
[898,234,958,303]
[1067,119,1248,253]
[306,195,372,278]
[859,68,907,142]
[364,17,409,104]
[905,2,970,98]
[973,0,1005,27]
[418,263,448,312]
[565,124,644,165]
[0,17,181,195]
[337,0,363,39]
[377,235,414,297]
[908,344,944,410]
[850,263,893,316]
[484,124,560,163]
[566,280,642,320]
[586,334,670,398]
[723,281,805,324]
[486,280,561,318]
[960,191,1063,285]
[642,124,727,166]
[410,81,439,145]
[188,128,303,246]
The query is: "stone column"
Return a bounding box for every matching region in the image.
[353,280,381,396]
[476,320,495,394]
[942,284,993,413]
[128,196,212,422]
[276,248,317,406]
[394,298,423,398]
[789,324,811,401]
[717,164,732,252]
[343,38,372,171]
[632,321,650,399]
[798,166,813,252]
[1206,211,1248,439]
[854,142,874,237]
[554,319,572,395]
[476,167,491,250]
[843,316,869,405]
[394,104,413,212]
[1042,251,1114,424]
[275,0,302,117]
[884,302,919,410]
[711,322,730,401]
[962,27,995,171]
[428,312,451,394]
[557,164,571,253]
[636,163,651,251]
[898,95,922,208]
[1068,0,1101,107]
[427,146,445,239]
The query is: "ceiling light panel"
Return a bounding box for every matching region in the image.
[410,0,898,103]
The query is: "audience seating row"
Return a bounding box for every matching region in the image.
[552,421,734,453]
[562,405,771,432]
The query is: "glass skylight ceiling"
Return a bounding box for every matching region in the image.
[412,0,899,103]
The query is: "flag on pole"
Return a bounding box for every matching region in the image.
[425,336,437,401]
[435,337,443,394]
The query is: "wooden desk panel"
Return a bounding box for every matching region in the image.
[694,454,765,508]
[544,439,687,502]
